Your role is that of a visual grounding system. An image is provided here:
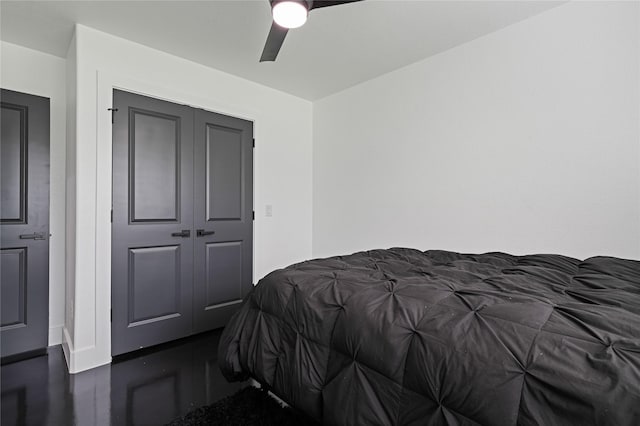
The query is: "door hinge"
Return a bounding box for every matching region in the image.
[252,211,255,220]
[252,138,255,148]
[110,309,113,322]
[110,209,113,223]
[108,107,118,124]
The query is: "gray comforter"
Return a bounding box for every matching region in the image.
[219,248,640,425]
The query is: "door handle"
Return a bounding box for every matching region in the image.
[196,229,215,237]
[19,232,46,240]
[171,229,191,238]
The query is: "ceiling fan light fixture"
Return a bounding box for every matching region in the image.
[272,1,308,29]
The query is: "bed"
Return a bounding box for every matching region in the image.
[218,248,640,425]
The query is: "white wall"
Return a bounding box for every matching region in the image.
[64,25,313,372]
[313,1,640,261]
[0,41,67,345]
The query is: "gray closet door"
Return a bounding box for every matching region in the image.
[1,89,50,359]
[111,90,194,356]
[193,110,253,333]
[112,90,253,356]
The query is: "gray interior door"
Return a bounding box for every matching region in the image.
[112,90,253,356]
[1,89,50,360]
[193,109,253,333]
[111,90,194,356]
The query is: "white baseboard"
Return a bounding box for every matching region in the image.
[61,327,111,374]
[249,378,289,407]
[61,326,73,371]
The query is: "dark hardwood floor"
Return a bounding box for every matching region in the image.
[1,329,245,425]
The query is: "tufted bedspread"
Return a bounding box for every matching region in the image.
[218,248,640,425]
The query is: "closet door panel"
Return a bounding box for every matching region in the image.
[193,110,253,333]
[111,90,194,356]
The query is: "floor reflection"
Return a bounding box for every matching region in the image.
[1,329,244,426]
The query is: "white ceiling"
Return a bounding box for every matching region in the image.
[0,0,564,100]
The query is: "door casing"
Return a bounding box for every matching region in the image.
[63,72,258,373]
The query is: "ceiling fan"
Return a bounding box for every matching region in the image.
[260,0,363,62]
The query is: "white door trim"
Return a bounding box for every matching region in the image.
[64,70,258,373]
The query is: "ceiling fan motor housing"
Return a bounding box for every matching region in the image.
[270,0,314,10]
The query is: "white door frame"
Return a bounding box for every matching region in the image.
[63,71,258,373]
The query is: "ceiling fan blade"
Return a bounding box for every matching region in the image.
[260,22,289,62]
[309,0,363,10]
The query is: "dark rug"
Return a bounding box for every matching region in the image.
[166,386,320,426]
